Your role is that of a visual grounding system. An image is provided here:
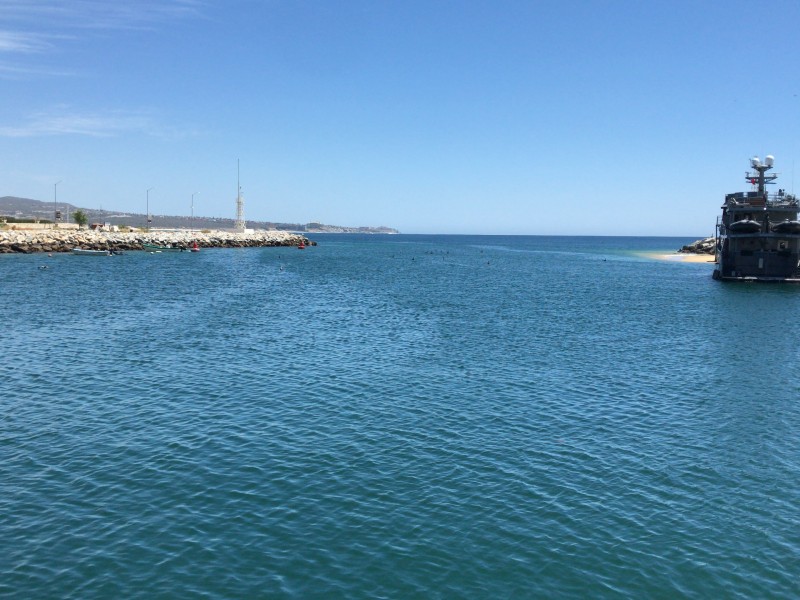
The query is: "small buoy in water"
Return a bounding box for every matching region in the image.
[38,265,48,270]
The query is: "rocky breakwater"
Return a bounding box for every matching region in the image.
[0,229,313,254]
[678,236,715,255]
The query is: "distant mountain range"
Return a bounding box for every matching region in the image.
[0,196,398,234]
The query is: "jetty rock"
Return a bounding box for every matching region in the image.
[678,236,715,255]
[0,228,312,254]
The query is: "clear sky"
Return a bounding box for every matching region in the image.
[2,0,799,235]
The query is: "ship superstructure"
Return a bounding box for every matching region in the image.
[714,155,800,281]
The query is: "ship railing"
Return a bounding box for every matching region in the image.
[726,192,798,207]
[767,193,799,207]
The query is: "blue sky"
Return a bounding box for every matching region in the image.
[1,0,799,235]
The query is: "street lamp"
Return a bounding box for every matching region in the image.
[146,187,153,231]
[54,180,61,227]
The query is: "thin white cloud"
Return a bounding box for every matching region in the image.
[0,62,77,77]
[0,30,53,53]
[0,0,204,30]
[0,0,204,77]
[0,2,207,135]
[0,107,198,139]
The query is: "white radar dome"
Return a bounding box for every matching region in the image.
[765,155,775,166]
[751,156,761,167]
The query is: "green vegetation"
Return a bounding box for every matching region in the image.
[72,209,88,227]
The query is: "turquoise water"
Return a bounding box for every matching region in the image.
[2,235,799,598]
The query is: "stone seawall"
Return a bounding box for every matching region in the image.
[677,236,715,254]
[0,229,312,254]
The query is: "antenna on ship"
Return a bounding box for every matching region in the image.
[235,158,246,232]
[747,155,778,196]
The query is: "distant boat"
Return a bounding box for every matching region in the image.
[72,248,111,256]
[143,243,187,252]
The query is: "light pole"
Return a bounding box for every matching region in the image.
[54,180,61,228]
[191,192,198,232]
[146,187,153,231]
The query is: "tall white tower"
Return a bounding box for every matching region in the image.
[234,158,246,232]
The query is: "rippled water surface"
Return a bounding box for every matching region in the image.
[2,235,799,598]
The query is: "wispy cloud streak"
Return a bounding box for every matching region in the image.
[0,62,76,77]
[0,0,204,77]
[0,0,204,31]
[0,107,196,139]
[0,30,54,53]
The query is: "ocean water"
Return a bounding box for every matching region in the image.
[1,235,798,599]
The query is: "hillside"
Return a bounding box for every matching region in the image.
[0,196,398,234]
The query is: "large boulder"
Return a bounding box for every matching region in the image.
[678,236,715,254]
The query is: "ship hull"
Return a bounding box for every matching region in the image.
[714,239,800,282]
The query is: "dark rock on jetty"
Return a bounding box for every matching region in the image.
[0,229,313,254]
[678,236,715,255]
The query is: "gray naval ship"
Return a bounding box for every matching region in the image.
[714,155,800,281]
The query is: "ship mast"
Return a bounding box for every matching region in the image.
[747,155,778,196]
[234,158,246,232]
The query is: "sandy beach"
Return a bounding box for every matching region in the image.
[639,252,716,264]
